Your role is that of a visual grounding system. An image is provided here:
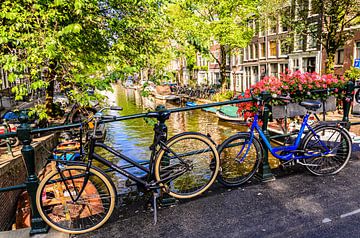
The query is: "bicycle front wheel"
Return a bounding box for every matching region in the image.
[36,165,116,234]
[154,132,220,199]
[301,125,352,175]
[217,133,262,187]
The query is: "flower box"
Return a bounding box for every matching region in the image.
[271,96,337,119]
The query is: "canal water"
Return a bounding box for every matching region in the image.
[100,85,279,194]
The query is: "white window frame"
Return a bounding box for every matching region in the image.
[268,18,277,35]
[306,23,317,51]
[335,48,345,66]
[253,44,259,59]
[268,40,277,58]
[308,0,319,17]
[259,42,266,59]
[279,40,289,57]
[294,34,303,52]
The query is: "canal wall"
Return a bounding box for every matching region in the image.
[0,134,57,230]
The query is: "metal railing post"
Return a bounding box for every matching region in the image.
[256,91,275,182]
[17,114,49,235]
[342,81,354,130]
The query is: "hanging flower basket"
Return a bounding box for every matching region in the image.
[236,70,348,121]
[271,96,337,119]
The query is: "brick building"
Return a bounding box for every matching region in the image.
[191,0,360,92]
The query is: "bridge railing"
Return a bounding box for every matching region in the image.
[0,80,357,235]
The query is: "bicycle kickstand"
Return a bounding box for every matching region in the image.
[153,191,160,225]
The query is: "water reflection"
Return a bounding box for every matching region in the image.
[103,85,278,192]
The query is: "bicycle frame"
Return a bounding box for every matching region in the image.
[58,111,189,197]
[248,111,331,161]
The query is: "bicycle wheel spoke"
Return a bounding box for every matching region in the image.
[302,126,351,175]
[37,166,115,234]
[155,133,219,199]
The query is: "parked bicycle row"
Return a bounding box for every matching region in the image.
[171,84,221,99]
[6,90,348,235]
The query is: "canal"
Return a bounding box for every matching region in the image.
[100,85,279,194]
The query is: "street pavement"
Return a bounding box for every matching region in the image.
[78,159,360,238]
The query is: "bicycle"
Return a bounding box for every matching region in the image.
[217,91,352,187]
[36,106,220,234]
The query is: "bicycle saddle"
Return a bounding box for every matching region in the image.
[299,101,322,111]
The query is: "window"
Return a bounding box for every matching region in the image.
[293,59,300,71]
[255,21,260,35]
[243,48,247,61]
[252,66,259,83]
[259,22,265,37]
[226,54,230,65]
[305,57,316,72]
[307,34,317,50]
[279,20,288,33]
[336,49,344,65]
[232,54,237,66]
[249,45,254,59]
[295,0,305,20]
[309,0,318,15]
[279,8,290,32]
[270,63,278,77]
[356,42,360,59]
[260,42,266,58]
[294,34,303,51]
[269,41,277,57]
[238,53,243,65]
[245,67,251,89]
[280,63,288,73]
[280,40,290,56]
[254,44,259,59]
[269,17,277,34]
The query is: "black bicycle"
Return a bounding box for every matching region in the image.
[36,107,220,234]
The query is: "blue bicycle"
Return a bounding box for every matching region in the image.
[217,93,352,187]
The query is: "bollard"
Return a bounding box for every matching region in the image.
[256,91,275,182]
[342,81,354,130]
[17,113,49,235]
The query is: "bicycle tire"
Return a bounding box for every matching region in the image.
[36,165,116,234]
[217,133,262,187]
[154,132,220,199]
[301,125,352,175]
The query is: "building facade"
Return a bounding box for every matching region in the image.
[191,0,360,93]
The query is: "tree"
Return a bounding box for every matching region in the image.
[165,0,257,92]
[0,0,170,115]
[286,0,360,74]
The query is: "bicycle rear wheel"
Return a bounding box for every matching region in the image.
[36,165,116,234]
[217,133,262,187]
[301,125,351,175]
[154,132,219,199]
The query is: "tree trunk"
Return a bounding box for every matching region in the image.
[45,63,56,116]
[179,57,184,84]
[219,45,228,93]
[325,51,335,74]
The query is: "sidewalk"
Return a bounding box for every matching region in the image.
[0,228,68,238]
[78,159,360,238]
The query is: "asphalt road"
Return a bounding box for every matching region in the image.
[78,159,360,238]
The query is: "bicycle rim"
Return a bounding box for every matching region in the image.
[302,126,351,175]
[155,133,219,199]
[217,133,262,187]
[36,165,115,234]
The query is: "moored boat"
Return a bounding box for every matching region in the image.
[215,105,246,123]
